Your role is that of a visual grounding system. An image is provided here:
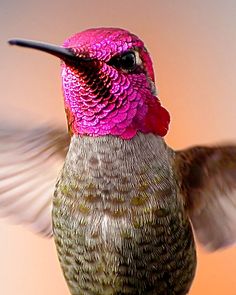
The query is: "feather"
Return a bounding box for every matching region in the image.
[175,145,236,251]
[0,124,70,237]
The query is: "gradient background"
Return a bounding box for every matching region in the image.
[1,0,236,294]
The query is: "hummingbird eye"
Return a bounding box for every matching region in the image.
[108,51,137,72]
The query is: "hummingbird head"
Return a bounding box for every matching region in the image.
[9,28,170,139]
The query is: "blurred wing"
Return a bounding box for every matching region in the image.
[0,124,70,237]
[175,145,236,251]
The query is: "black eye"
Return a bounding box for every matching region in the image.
[120,52,136,71]
[108,51,137,71]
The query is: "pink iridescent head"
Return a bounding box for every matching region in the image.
[9,28,170,139]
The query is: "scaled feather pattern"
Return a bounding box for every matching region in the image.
[62,28,170,139]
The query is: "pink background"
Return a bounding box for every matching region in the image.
[1,1,236,294]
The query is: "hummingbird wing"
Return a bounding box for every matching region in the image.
[0,124,70,237]
[175,145,236,251]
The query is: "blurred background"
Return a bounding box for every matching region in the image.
[1,0,236,294]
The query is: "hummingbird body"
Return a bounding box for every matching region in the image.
[53,133,196,294]
[6,27,236,295]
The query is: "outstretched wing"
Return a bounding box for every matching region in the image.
[0,124,70,237]
[175,145,236,251]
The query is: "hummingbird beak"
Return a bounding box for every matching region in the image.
[8,39,87,64]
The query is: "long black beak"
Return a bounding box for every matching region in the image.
[8,39,83,63]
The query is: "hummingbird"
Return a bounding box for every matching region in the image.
[3,27,236,295]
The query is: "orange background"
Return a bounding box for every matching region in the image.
[1,1,236,294]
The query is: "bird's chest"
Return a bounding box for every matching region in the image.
[52,134,196,294]
[53,134,176,247]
